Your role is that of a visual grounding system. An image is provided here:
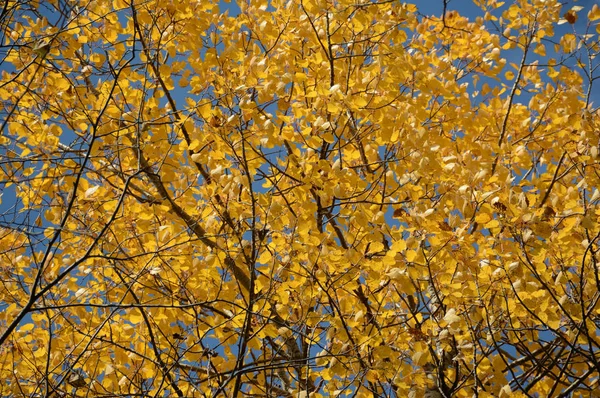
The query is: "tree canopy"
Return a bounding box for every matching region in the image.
[1,0,600,396]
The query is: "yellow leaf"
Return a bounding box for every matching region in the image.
[368,241,384,253]
[353,96,367,108]
[589,4,600,21]
[484,219,500,229]
[475,212,492,224]
[411,342,431,366]
[129,311,143,324]
[327,102,341,113]
[295,72,308,82]
[188,139,201,151]
[197,102,212,119]
[533,44,546,56]
[391,240,407,252]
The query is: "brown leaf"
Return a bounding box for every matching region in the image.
[493,201,507,212]
[393,208,407,218]
[564,10,578,24]
[438,221,453,231]
[69,373,87,388]
[543,206,556,220]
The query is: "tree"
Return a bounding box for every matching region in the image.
[1,0,600,396]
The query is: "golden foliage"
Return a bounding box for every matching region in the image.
[1,0,600,396]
